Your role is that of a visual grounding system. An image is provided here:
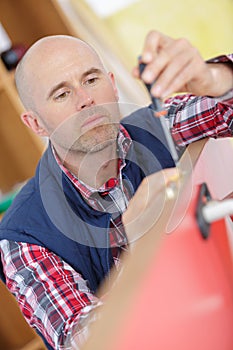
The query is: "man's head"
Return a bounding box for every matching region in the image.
[15,35,120,156]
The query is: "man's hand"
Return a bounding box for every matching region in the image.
[122,167,181,244]
[133,30,233,98]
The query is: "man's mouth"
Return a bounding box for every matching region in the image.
[81,114,109,131]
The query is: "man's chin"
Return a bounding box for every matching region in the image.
[71,124,118,153]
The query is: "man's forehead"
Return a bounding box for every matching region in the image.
[31,39,85,61]
[25,37,100,78]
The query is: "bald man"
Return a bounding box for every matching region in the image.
[0,32,232,349]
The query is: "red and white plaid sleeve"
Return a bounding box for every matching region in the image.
[0,239,102,349]
[165,54,233,146]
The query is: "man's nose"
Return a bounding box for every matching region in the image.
[75,88,94,111]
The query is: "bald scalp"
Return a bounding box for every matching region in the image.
[15,35,104,111]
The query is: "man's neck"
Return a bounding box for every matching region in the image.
[55,142,119,189]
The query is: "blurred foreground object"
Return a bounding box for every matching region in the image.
[82,138,233,350]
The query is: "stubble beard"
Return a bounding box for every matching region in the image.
[50,103,121,157]
[68,122,119,154]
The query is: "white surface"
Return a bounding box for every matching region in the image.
[85,0,139,17]
[194,138,233,200]
[0,23,11,53]
[203,199,233,223]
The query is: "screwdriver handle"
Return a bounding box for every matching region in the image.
[139,60,163,111]
[138,59,180,165]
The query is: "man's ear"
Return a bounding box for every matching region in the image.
[108,72,119,101]
[21,111,48,137]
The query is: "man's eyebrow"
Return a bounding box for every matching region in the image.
[46,68,103,100]
[81,67,102,79]
[47,81,68,100]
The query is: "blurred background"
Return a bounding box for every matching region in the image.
[84,0,233,65]
[58,0,233,103]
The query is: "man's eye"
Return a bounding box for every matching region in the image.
[54,91,70,101]
[84,77,99,86]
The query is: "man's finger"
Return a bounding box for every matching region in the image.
[141,30,171,63]
[150,51,195,97]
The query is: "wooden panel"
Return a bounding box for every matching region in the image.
[0,0,74,47]
[0,60,8,84]
[0,89,44,192]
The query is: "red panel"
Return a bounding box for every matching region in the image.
[113,185,233,350]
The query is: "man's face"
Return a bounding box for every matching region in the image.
[28,39,120,155]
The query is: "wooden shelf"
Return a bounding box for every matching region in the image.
[0,0,74,47]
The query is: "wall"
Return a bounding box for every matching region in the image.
[103,0,233,65]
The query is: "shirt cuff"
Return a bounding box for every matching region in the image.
[206,54,233,102]
[62,300,103,349]
[206,53,233,64]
